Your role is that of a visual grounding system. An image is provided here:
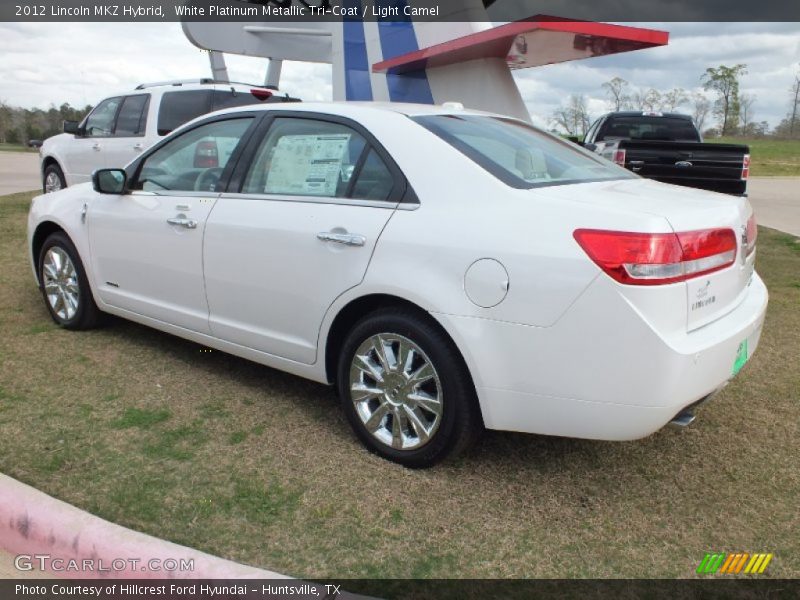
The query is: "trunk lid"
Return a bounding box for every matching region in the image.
[555,177,755,332]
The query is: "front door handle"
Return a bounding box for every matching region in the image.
[317,231,366,246]
[167,216,197,229]
[92,143,101,151]
[133,143,144,152]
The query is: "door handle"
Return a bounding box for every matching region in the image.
[92,143,101,151]
[167,217,197,229]
[317,231,366,246]
[133,143,144,152]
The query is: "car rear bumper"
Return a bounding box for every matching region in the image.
[433,272,768,440]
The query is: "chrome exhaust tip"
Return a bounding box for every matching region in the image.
[668,384,727,429]
[669,410,697,428]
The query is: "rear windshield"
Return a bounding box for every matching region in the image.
[597,117,700,142]
[413,114,634,189]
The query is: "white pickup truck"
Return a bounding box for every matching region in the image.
[40,79,299,192]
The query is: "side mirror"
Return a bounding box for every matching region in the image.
[63,120,80,135]
[92,169,127,195]
[583,142,597,152]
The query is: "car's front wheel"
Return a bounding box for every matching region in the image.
[43,163,66,193]
[337,308,481,468]
[38,232,100,330]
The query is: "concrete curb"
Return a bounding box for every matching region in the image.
[0,473,287,579]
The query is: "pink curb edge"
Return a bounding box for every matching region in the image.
[0,473,288,579]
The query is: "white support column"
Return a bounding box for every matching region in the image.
[265,59,283,89]
[208,51,230,83]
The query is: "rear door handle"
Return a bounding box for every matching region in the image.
[167,217,197,229]
[133,143,144,152]
[317,231,366,246]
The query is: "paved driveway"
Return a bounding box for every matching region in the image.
[747,177,800,237]
[0,152,40,196]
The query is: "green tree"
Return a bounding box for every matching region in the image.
[692,92,712,131]
[662,88,688,112]
[631,88,662,112]
[0,100,11,144]
[701,64,747,135]
[601,77,630,111]
[738,93,756,136]
[551,94,590,137]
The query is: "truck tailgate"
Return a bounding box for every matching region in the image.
[620,141,749,196]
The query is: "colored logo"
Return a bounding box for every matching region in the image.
[697,552,773,574]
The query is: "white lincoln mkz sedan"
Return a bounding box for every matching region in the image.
[28,102,768,467]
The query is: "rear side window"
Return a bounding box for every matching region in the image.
[157,90,213,136]
[597,117,700,142]
[351,149,394,201]
[242,118,371,198]
[114,94,149,137]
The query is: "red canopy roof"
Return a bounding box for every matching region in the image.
[372,17,669,74]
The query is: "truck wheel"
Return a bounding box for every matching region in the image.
[43,163,66,193]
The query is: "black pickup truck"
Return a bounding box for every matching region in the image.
[580,112,750,196]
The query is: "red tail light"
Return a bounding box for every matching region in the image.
[574,228,738,285]
[613,148,626,167]
[741,154,750,179]
[250,88,273,101]
[745,214,757,256]
[194,140,219,168]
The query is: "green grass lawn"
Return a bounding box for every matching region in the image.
[0,191,798,579]
[708,137,800,176]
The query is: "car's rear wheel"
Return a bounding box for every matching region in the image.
[337,308,481,468]
[43,163,66,193]
[38,232,100,330]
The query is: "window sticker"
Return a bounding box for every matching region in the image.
[265,134,351,196]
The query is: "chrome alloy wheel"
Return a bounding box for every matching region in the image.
[44,171,63,193]
[349,333,443,451]
[42,247,79,321]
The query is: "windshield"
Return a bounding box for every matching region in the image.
[412,114,635,189]
[597,116,700,142]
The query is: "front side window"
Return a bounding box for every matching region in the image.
[84,97,122,137]
[114,94,150,137]
[413,114,635,189]
[134,118,253,193]
[242,118,394,201]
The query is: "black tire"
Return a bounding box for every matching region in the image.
[43,163,67,193]
[38,232,101,330]
[337,307,481,468]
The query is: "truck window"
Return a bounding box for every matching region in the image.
[212,89,301,111]
[83,97,122,138]
[597,117,700,142]
[157,90,213,136]
[114,94,150,137]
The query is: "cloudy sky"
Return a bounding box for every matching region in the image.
[0,21,798,130]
